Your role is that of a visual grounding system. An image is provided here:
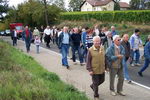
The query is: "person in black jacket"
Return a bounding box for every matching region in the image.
[71,27,84,66]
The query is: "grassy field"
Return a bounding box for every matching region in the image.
[0,40,89,100]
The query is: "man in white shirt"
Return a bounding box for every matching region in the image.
[44,26,51,48]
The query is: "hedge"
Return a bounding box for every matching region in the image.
[60,10,150,24]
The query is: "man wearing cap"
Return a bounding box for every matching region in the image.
[138,35,150,77]
[106,35,126,96]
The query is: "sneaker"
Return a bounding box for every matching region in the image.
[117,91,126,96]
[80,63,85,66]
[131,63,134,67]
[110,91,117,96]
[135,63,141,66]
[138,72,143,77]
[128,80,132,84]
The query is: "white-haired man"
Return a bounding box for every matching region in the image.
[86,36,106,99]
[106,35,126,96]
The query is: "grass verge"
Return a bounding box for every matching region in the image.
[0,40,89,100]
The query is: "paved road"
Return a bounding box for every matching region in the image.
[1,36,150,88]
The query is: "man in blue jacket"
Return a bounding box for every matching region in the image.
[106,35,126,96]
[138,35,150,77]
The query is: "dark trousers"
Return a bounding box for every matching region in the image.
[72,45,83,63]
[91,73,105,97]
[13,37,17,46]
[44,34,50,47]
[25,37,31,52]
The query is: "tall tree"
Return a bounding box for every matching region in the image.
[114,0,121,10]
[0,0,9,21]
[130,0,144,10]
[53,0,65,10]
[69,0,83,11]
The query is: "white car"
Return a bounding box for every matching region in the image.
[5,29,11,36]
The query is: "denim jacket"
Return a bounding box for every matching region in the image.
[144,41,150,60]
[58,32,71,49]
[105,43,125,68]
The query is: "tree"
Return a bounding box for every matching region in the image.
[0,0,9,21]
[53,0,65,11]
[130,0,144,10]
[114,0,120,10]
[69,0,83,11]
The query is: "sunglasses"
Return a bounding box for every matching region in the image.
[117,39,121,41]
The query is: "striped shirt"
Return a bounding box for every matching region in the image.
[85,34,93,48]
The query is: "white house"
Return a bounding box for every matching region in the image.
[119,2,130,10]
[80,0,130,11]
[81,0,115,11]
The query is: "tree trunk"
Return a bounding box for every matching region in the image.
[43,0,49,26]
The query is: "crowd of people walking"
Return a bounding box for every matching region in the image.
[10,24,150,99]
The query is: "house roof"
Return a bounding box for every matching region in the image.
[119,2,130,8]
[82,0,114,7]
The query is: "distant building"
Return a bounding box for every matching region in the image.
[119,2,130,10]
[80,0,129,11]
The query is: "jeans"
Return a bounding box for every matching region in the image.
[81,45,87,62]
[139,59,150,73]
[123,59,131,80]
[72,45,83,63]
[25,37,31,52]
[61,44,69,66]
[36,45,40,53]
[131,49,140,64]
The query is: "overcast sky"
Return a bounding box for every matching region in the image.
[9,0,131,7]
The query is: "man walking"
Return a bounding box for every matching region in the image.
[129,29,142,66]
[44,26,51,48]
[121,34,132,83]
[22,26,32,53]
[58,26,71,69]
[106,35,126,96]
[86,36,106,99]
[71,27,84,66]
[138,35,150,77]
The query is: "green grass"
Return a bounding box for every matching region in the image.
[0,40,89,100]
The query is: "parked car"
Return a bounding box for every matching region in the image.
[5,29,11,36]
[0,31,5,36]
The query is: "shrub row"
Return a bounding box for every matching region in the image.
[60,10,150,24]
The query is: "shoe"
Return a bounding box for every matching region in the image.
[117,91,126,96]
[80,63,85,66]
[138,72,143,77]
[128,80,132,84]
[110,91,117,96]
[66,65,70,69]
[135,63,141,66]
[94,94,99,98]
[131,63,134,67]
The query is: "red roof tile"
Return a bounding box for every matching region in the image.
[119,2,130,8]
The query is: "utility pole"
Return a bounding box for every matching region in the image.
[43,0,49,26]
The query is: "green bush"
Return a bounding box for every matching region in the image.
[60,10,150,24]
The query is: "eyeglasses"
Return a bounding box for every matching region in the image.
[117,39,121,41]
